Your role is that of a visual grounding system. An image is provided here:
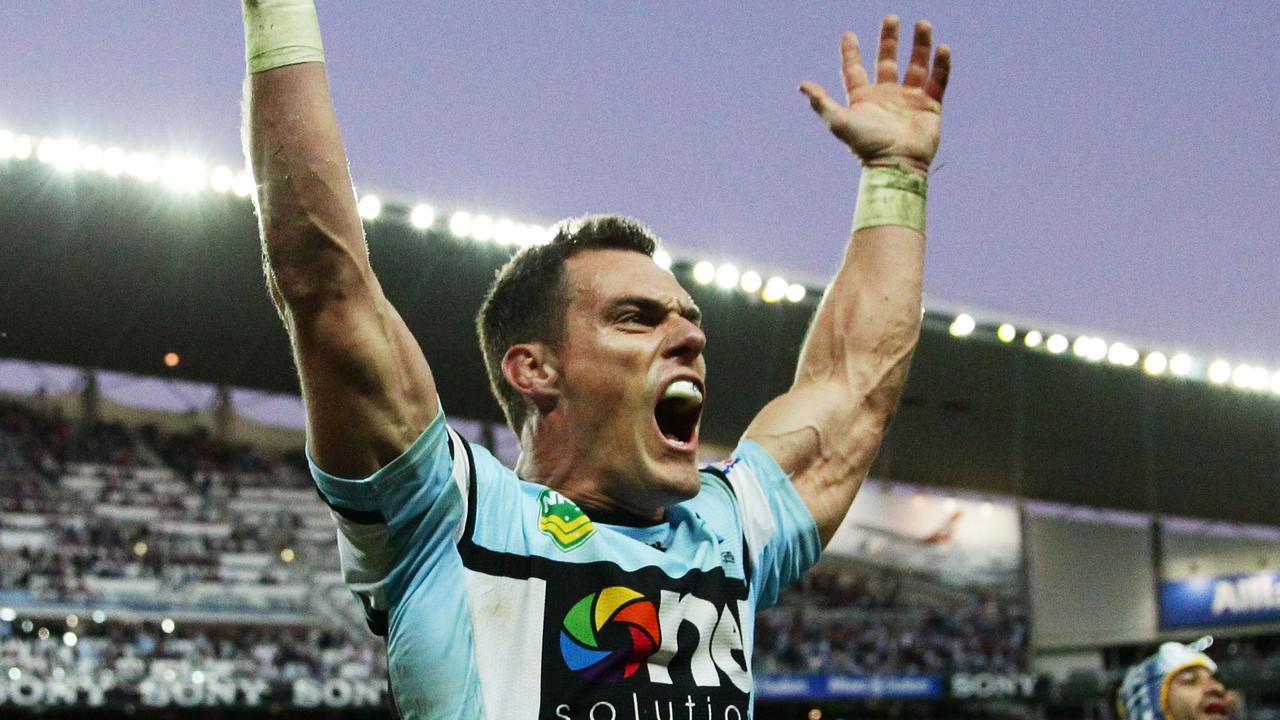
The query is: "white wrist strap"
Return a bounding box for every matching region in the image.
[852,164,928,234]
[243,0,325,73]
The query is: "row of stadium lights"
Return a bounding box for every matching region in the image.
[947,313,1280,394]
[356,195,812,302]
[0,129,811,305]
[5,128,1277,388]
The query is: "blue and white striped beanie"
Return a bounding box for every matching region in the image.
[1119,637,1217,720]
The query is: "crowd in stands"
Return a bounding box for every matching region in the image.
[756,564,1026,675]
[0,617,383,687]
[1,395,1035,689]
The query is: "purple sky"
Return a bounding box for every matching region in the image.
[3,2,1278,363]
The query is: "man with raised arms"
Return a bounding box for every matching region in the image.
[241,2,950,717]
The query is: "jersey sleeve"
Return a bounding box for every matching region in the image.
[706,438,821,610]
[306,403,473,635]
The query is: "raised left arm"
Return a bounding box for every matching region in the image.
[744,16,950,545]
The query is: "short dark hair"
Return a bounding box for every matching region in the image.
[476,214,659,432]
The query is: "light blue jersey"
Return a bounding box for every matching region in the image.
[309,407,820,719]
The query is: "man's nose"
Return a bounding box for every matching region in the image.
[664,317,706,361]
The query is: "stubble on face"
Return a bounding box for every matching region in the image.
[1165,667,1229,720]
[550,249,706,514]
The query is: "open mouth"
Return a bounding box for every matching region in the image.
[653,378,704,450]
[1203,701,1227,716]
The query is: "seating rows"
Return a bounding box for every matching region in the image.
[1,397,1028,677]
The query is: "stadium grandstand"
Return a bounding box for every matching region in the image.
[3,129,1280,719]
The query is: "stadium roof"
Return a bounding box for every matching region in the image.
[3,128,1279,525]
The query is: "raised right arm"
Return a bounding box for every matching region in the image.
[241,0,437,478]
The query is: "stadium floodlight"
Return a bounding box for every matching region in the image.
[54,141,82,173]
[410,203,436,230]
[91,610,106,624]
[133,541,148,556]
[527,224,551,246]
[161,618,175,634]
[1046,334,1069,354]
[37,627,50,640]
[493,218,517,245]
[740,270,762,293]
[80,145,103,172]
[1254,368,1272,392]
[1248,366,1270,392]
[7,668,19,681]
[948,313,975,337]
[0,129,13,158]
[231,171,254,197]
[1072,336,1091,357]
[449,211,474,238]
[126,152,160,182]
[62,632,78,648]
[519,224,537,245]
[37,137,61,164]
[997,323,1016,343]
[101,147,125,176]
[12,135,33,160]
[1143,352,1168,376]
[1230,364,1252,390]
[1207,359,1231,385]
[1024,330,1043,348]
[652,248,673,270]
[280,548,295,563]
[163,156,207,192]
[692,261,716,285]
[715,264,740,290]
[786,283,807,303]
[31,137,79,171]
[1231,364,1269,392]
[1169,352,1193,377]
[943,497,958,512]
[1073,336,1106,362]
[357,194,382,220]
[192,670,206,684]
[762,276,788,303]
[1088,338,1108,362]
[209,166,234,194]
[0,608,14,622]
[1108,342,1139,367]
[471,214,495,242]
[1271,371,1280,396]
[66,614,78,628]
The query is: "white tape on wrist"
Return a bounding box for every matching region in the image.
[243,0,325,73]
[852,165,928,234]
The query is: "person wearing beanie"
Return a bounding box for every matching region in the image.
[1119,637,1239,720]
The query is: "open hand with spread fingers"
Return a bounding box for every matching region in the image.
[800,15,950,173]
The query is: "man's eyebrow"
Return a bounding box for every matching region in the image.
[610,295,702,324]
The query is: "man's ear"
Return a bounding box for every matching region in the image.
[501,342,560,413]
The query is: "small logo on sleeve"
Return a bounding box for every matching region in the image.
[538,488,596,551]
[718,457,741,473]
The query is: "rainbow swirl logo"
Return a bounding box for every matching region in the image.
[559,586,662,682]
